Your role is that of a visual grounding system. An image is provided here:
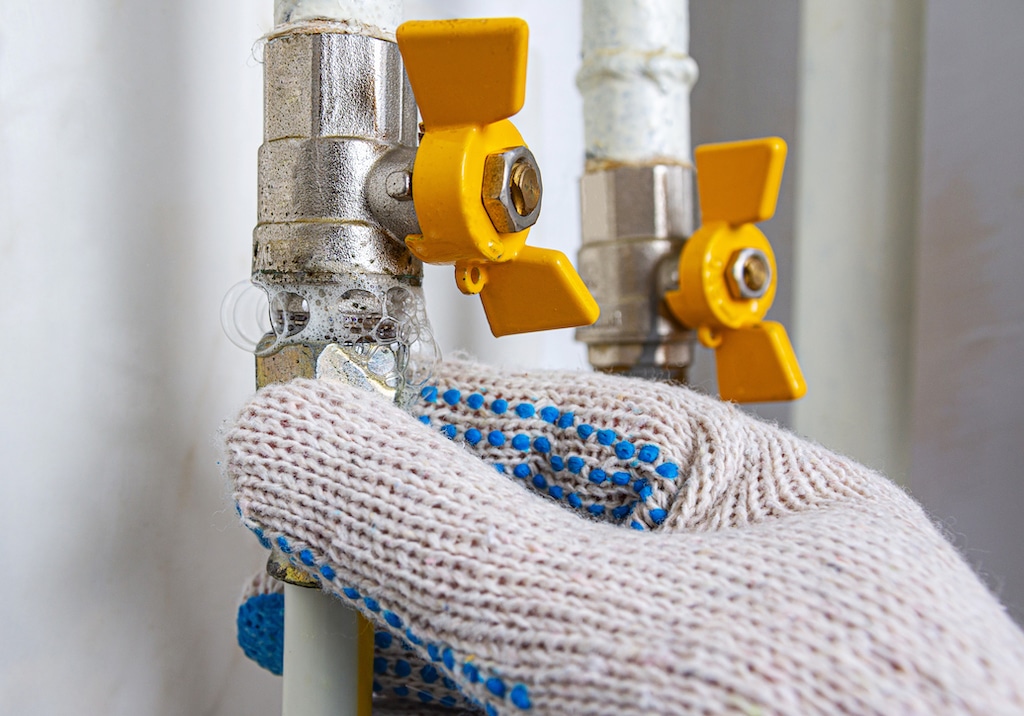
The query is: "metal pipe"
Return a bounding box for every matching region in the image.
[255,4,431,715]
[575,0,699,381]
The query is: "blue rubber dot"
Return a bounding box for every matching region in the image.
[442,696,459,708]
[612,471,631,486]
[420,386,438,403]
[418,415,431,425]
[515,403,536,418]
[342,586,359,599]
[533,436,551,453]
[373,657,388,675]
[405,628,422,645]
[394,685,409,697]
[364,596,381,613]
[589,469,607,485]
[443,389,461,406]
[418,691,434,704]
[462,662,480,683]
[531,474,548,490]
[251,527,271,550]
[638,445,660,463]
[299,549,315,567]
[597,429,616,446]
[568,493,583,508]
[656,462,680,479]
[557,412,574,429]
[443,676,457,690]
[375,631,393,649]
[612,504,632,519]
[485,677,507,698]
[467,393,485,409]
[577,424,594,439]
[513,463,530,479]
[427,644,441,662]
[275,536,291,553]
[442,648,455,670]
[630,520,645,530]
[441,424,456,439]
[549,485,564,499]
[511,434,530,450]
[550,456,565,471]
[372,679,382,693]
[488,430,506,447]
[566,456,585,474]
[588,504,606,516]
[510,684,532,709]
[395,659,412,678]
[420,664,440,683]
[485,704,499,716]
[650,508,668,524]
[539,406,559,423]
[634,479,653,500]
[383,610,403,629]
[491,399,508,414]
[495,464,506,473]
[321,564,336,580]
[615,441,636,459]
[465,428,482,445]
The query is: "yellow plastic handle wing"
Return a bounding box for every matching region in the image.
[697,137,787,226]
[397,18,527,129]
[476,247,600,337]
[714,322,807,402]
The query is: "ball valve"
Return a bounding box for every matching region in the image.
[664,137,807,403]
[396,18,599,337]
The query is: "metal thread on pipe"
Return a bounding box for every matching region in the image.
[575,0,698,381]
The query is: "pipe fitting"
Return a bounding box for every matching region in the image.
[575,164,694,380]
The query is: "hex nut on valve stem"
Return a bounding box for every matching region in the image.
[482,146,543,233]
[728,248,772,300]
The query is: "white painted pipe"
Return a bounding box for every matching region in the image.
[577,0,699,167]
[283,585,368,714]
[275,0,402,38]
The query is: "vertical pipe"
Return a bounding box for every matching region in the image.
[575,0,698,381]
[258,3,418,716]
[790,0,924,482]
[578,0,696,168]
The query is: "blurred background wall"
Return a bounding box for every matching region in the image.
[1,1,1021,713]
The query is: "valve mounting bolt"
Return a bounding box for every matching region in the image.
[728,247,772,300]
[482,146,543,233]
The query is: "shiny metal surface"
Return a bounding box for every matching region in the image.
[728,246,772,300]
[258,31,421,286]
[481,145,543,234]
[576,164,695,381]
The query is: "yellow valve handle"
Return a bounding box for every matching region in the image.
[665,137,806,402]
[396,18,599,337]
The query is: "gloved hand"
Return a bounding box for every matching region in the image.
[225,360,1024,715]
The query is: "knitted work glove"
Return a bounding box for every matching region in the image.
[225,360,1024,715]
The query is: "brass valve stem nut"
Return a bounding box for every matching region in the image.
[481,145,543,234]
[727,247,772,300]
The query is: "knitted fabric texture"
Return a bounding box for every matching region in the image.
[225,360,1024,715]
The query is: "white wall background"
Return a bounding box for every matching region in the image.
[1,1,1021,713]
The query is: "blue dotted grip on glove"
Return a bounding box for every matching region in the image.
[236,380,683,713]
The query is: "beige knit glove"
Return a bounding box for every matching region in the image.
[225,360,1024,715]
